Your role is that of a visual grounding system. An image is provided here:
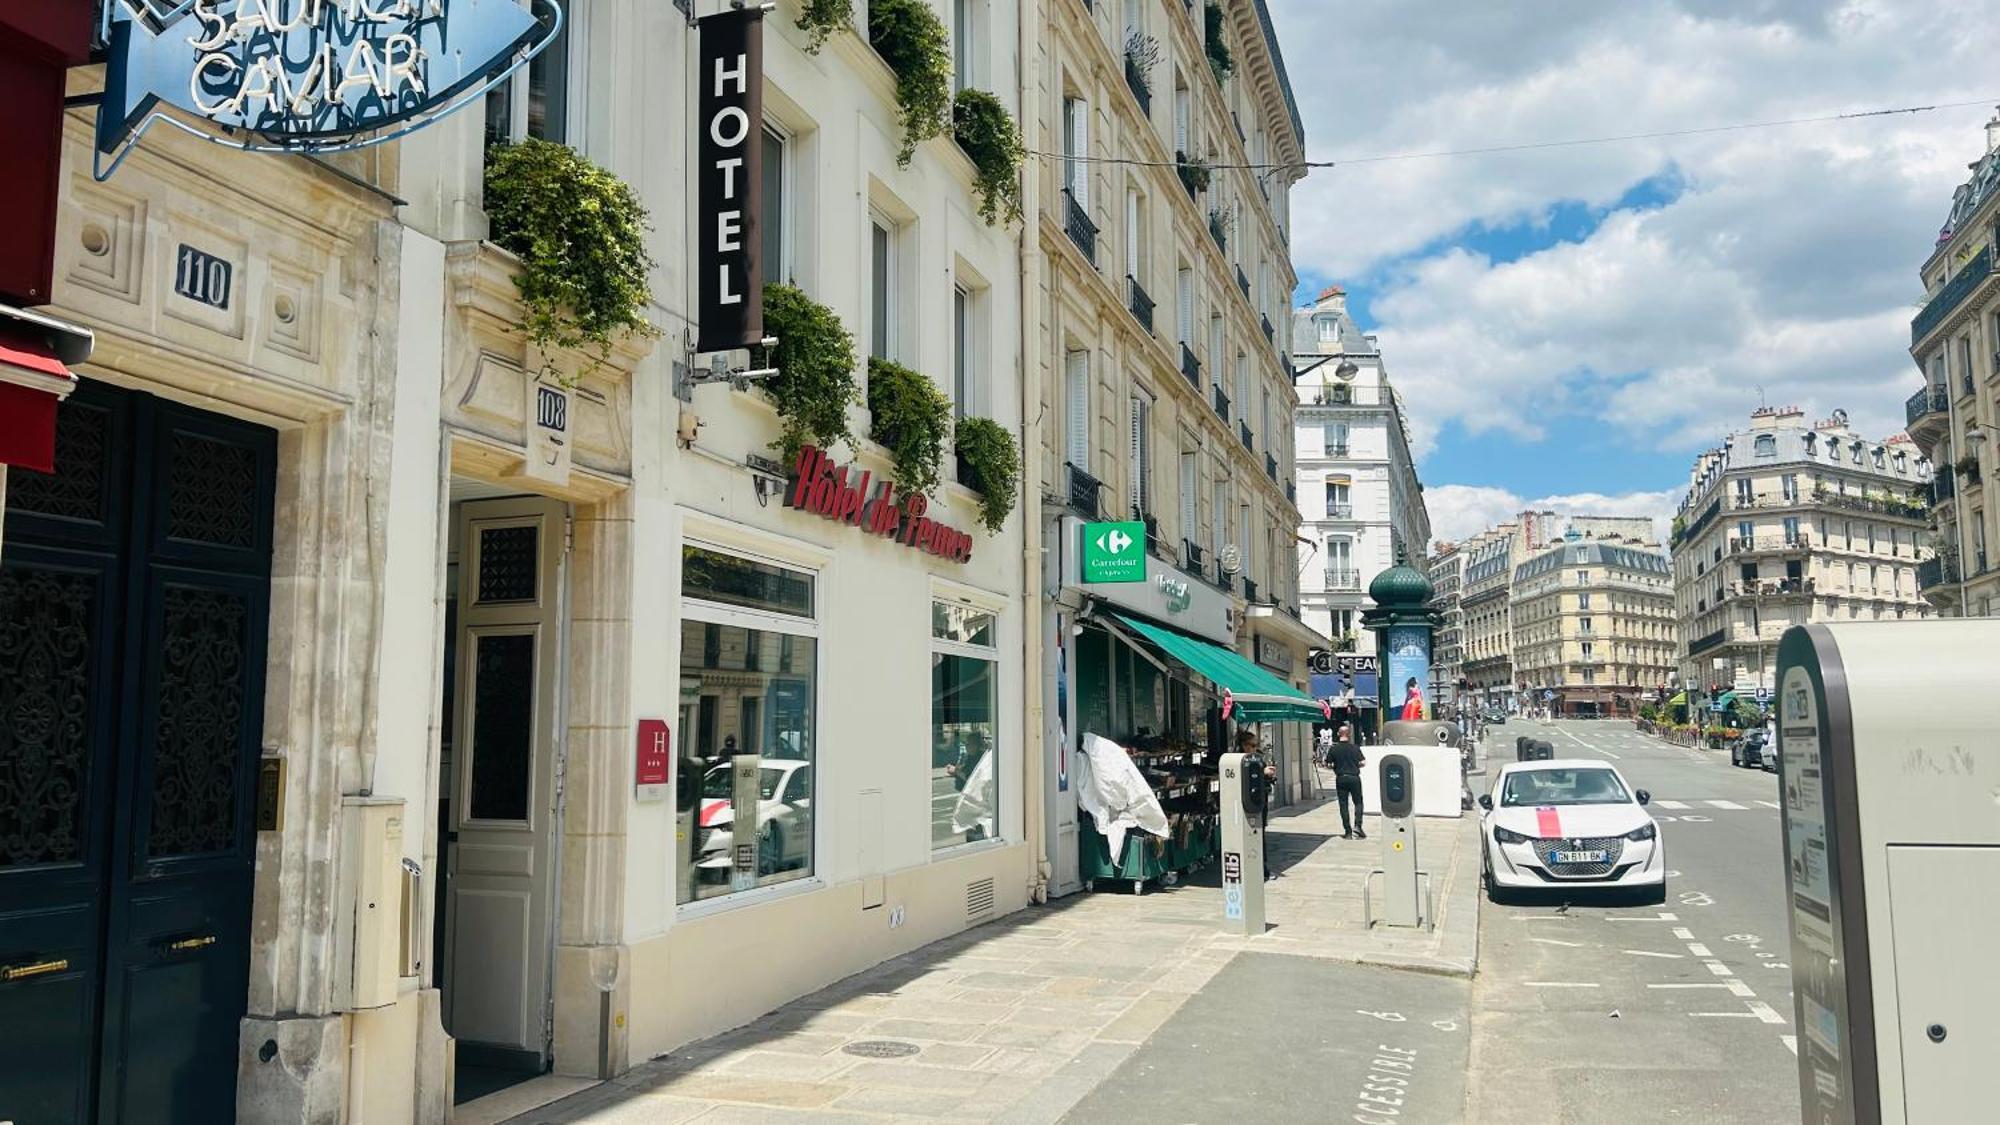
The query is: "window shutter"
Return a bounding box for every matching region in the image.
[1075,107,1090,213]
[1180,452,1198,543]
[1125,188,1140,277]
[1128,397,1143,514]
[1177,268,1194,344]
[1065,350,1090,468]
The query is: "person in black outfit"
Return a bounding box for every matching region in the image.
[1327,723,1367,840]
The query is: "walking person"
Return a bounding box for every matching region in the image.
[1327,723,1367,840]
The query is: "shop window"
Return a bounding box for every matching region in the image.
[486,0,569,147]
[932,601,999,850]
[677,547,818,906]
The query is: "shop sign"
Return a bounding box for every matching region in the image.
[94,0,559,178]
[1253,636,1293,674]
[1081,521,1145,583]
[785,444,974,564]
[1064,517,1229,644]
[634,718,670,801]
[696,7,764,352]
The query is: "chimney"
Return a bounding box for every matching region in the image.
[1316,284,1346,312]
[1988,107,2000,154]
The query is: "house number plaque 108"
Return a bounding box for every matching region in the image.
[174,244,232,310]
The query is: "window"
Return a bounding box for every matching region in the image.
[1578,593,1591,610]
[1734,478,1753,504]
[1212,477,1229,558]
[932,600,998,850]
[1125,184,1144,282]
[1753,434,1777,458]
[1740,563,1757,584]
[1325,479,1350,518]
[486,0,569,146]
[1851,440,1863,464]
[1177,266,1195,345]
[1782,474,1798,502]
[1239,504,1254,579]
[1129,390,1153,516]
[1803,432,1817,454]
[1580,617,1594,634]
[678,547,819,905]
[1234,353,1249,419]
[1785,516,1801,544]
[1872,448,1885,470]
[1179,448,1199,542]
[1324,421,1350,456]
[1064,348,1090,469]
[870,215,896,360]
[1208,313,1224,389]
[953,0,977,94]
[1173,74,1191,154]
[1959,335,1975,396]
[1260,388,1271,449]
[1317,316,1338,343]
[1737,520,1753,541]
[1576,570,1591,585]
[760,126,790,285]
[1061,96,1088,211]
[1865,523,1875,552]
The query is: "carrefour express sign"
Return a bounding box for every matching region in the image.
[95,0,559,176]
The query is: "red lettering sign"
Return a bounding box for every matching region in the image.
[635,719,671,787]
[784,445,975,564]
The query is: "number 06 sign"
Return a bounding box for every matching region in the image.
[94,0,563,178]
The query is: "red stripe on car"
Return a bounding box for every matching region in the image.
[1535,806,1562,837]
[700,799,728,827]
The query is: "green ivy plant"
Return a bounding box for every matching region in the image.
[954,416,1020,532]
[868,0,954,164]
[953,89,1025,225]
[795,0,851,53]
[868,357,953,496]
[484,138,660,379]
[763,283,860,460]
[1204,2,1234,85]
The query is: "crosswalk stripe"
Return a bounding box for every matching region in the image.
[1655,800,1691,809]
[1757,800,1781,809]
[1706,800,1747,810]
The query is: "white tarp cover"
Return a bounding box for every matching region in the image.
[1075,733,1170,860]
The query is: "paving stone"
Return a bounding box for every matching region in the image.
[836,1060,997,1093]
[862,1018,995,1043]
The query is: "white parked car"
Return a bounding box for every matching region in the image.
[1478,760,1665,904]
[695,761,812,880]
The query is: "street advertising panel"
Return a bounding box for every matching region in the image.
[1384,626,1431,721]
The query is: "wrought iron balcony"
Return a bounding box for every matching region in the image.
[1242,577,1259,603]
[1184,539,1206,571]
[1325,567,1360,591]
[1062,189,1097,265]
[1912,245,1991,345]
[1180,342,1202,389]
[1213,385,1230,421]
[1064,461,1103,518]
[1238,420,1253,449]
[1933,473,1956,504]
[1727,533,1811,556]
[1325,502,1354,519]
[1324,442,1349,457]
[1124,54,1152,116]
[1126,275,1155,333]
[1918,555,1959,591]
[1215,571,1234,595]
[1284,480,1295,503]
[1236,266,1250,300]
[1265,452,1277,479]
[1906,384,1950,428]
[1261,314,1274,342]
[1208,213,1227,254]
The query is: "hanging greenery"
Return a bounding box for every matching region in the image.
[954,417,1020,533]
[868,0,954,164]
[953,89,1025,225]
[1123,31,1162,100]
[762,283,860,460]
[1204,2,1234,85]
[1176,151,1212,195]
[795,0,851,53]
[483,138,660,379]
[868,357,953,496]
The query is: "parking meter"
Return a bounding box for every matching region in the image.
[1776,622,2000,1124]
[1219,752,1266,936]
[1376,753,1422,927]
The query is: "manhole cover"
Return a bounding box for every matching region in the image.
[842,1039,920,1059]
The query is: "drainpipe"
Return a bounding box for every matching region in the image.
[1018,0,1049,904]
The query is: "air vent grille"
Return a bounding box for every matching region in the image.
[966,877,996,920]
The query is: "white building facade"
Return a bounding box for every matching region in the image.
[1291,285,1430,653]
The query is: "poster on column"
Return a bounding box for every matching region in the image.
[1385,626,1431,721]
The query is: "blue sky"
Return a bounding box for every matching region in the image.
[1266,0,1999,544]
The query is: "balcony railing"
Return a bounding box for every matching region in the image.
[1906,384,1950,428]
[1235,266,1250,300]
[1933,473,1957,504]
[1062,188,1097,265]
[1212,385,1230,421]
[1728,577,1817,599]
[1912,244,1991,345]
[1064,461,1103,518]
[1215,571,1234,595]
[1184,539,1206,572]
[1325,567,1360,591]
[1180,342,1201,389]
[1238,420,1253,450]
[1265,452,1277,479]
[1242,577,1259,603]
[1689,628,1728,656]
[1817,490,1930,520]
[1918,555,1959,590]
[1124,54,1152,116]
[1284,480,1295,503]
[1208,213,1227,254]
[1728,533,1811,555]
[1126,275,1155,333]
[1325,502,1353,519]
[1260,314,1274,342]
[1324,443,1350,458]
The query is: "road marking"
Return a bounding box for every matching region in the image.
[1524,981,1600,988]
[1649,983,1738,989]
[1706,800,1747,810]
[1671,927,1695,940]
[1605,913,1679,922]
[1689,1011,1759,1018]
[1655,800,1691,809]
[1688,943,1713,957]
[1748,1001,1788,1024]
[1706,961,1735,977]
[1623,949,1683,959]
[1781,1035,1798,1055]
[1554,727,1620,759]
[1757,800,1782,809]
[1530,938,1585,947]
[1727,980,1757,997]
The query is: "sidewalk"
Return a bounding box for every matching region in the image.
[485,769,1482,1124]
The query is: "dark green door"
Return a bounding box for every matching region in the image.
[1,381,274,1123]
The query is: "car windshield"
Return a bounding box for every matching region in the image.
[1500,768,1631,807]
[701,766,787,800]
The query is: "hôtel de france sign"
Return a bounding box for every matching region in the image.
[95,0,560,177]
[785,445,974,564]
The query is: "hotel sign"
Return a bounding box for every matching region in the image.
[95,0,559,176]
[785,445,974,564]
[696,7,764,353]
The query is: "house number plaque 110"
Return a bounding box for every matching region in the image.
[174,244,232,311]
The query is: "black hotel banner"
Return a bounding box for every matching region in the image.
[697,7,765,353]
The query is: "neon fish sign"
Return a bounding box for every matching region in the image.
[95,0,560,177]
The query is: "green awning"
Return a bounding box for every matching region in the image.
[1716,691,1739,709]
[1667,691,1687,707]
[1111,613,1327,724]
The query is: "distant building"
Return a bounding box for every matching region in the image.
[1669,406,1933,697]
[1428,542,1466,702]
[1512,540,1676,717]
[1460,522,1523,710]
[1904,107,2000,616]
[1291,285,1431,652]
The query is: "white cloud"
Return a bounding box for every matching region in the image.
[1266,0,2000,453]
[1426,484,1681,547]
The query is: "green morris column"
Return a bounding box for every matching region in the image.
[1363,565,1443,722]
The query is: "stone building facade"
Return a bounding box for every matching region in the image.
[1512,540,1675,717]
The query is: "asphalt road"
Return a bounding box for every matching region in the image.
[1465,718,1802,1124]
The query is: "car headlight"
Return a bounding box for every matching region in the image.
[1624,823,1657,842]
[1493,826,1530,845]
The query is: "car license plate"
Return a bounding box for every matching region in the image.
[1553,849,1608,864]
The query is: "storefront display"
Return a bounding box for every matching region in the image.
[931,601,998,849]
